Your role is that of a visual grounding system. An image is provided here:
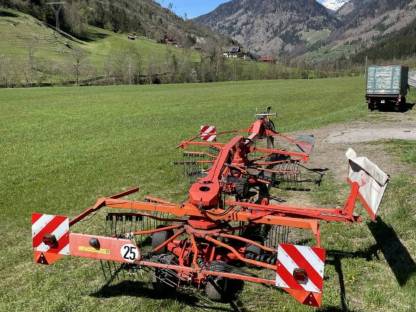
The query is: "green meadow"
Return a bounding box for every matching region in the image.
[1,77,415,311]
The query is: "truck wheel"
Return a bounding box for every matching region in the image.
[400,97,407,112]
[368,102,375,111]
[394,103,401,112]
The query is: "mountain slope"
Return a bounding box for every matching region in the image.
[299,0,416,63]
[195,0,416,63]
[352,17,416,62]
[1,0,231,49]
[194,0,339,56]
[333,0,416,44]
[0,7,204,86]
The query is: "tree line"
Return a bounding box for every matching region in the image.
[0,40,363,88]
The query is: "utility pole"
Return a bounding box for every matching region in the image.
[47,2,65,31]
[365,55,368,77]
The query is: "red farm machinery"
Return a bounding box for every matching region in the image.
[32,108,389,309]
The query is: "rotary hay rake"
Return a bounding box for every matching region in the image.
[32,109,389,309]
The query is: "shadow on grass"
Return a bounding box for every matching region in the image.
[376,102,415,113]
[325,254,350,312]
[325,217,416,311]
[0,9,19,17]
[91,280,240,312]
[326,247,378,311]
[367,217,416,286]
[79,32,109,42]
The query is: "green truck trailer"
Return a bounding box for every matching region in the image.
[366,65,409,111]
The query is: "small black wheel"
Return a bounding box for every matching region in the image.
[235,178,249,199]
[205,261,244,302]
[245,241,263,264]
[152,225,174,254]
[245,243,261,256]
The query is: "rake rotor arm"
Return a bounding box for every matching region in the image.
[252,146,309,162]
[177,140,225,150]
[177,128,251,149]
[101,198,322,245]
[225,181,361,223]
[69,187,140,227]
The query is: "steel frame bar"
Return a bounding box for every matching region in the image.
[252,146,309,162]
[132,224,183,236]
[152,229,185,253]
[204,236,277,270]
[217,233,276,253]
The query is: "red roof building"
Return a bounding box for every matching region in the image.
[259,56,276,64]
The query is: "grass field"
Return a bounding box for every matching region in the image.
[1,76,415,312]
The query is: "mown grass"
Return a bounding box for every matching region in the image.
[1,76,415,312]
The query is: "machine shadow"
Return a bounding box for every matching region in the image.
[367,217,416,286]
[91,280,241,312]
[325,217,416,311]
[325,245,379,312]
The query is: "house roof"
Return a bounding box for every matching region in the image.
[226,46,241,53]
[259,55,275,61]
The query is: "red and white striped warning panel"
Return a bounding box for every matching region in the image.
[200,125,217,142]
[276,244,326,293]
[32,213,70,256]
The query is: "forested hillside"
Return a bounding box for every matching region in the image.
[0,0,230,48]
[352,19,416,63]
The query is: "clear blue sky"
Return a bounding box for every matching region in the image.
[156,1,328,18]
[156,0,229,18]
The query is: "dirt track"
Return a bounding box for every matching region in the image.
[327,127,416,144]
[300,111,416,182]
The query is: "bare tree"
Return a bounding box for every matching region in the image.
[63,1,88,37]
[23,39,39,86]
[104,43,142,85]
[70,48,88,85]
[0,55,10,87]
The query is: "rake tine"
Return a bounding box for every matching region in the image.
[100,260,108,281]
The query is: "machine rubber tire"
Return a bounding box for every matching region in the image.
[152,226,174,254]
[245,241,263,265]
[235,178,249,199]
[205,261,244,302]
[245,243,261,256]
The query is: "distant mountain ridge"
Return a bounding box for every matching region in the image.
[194,0,339,56]
[195,0,416,62]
